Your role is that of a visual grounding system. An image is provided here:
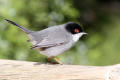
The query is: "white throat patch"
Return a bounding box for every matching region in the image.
[72,33,84,42]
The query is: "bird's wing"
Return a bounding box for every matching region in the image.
[30,26,70,48]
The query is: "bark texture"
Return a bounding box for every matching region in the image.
[0,59,120,80]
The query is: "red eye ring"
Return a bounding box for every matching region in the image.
[74,29,79,33]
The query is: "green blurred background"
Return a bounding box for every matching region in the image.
[0,0,120,66]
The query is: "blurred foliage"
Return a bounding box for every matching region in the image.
[0,0,120,65]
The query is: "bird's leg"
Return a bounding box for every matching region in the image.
[53,57,63,64]
[47,58,51,62]
[47,57,63,64]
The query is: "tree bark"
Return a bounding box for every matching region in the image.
[0,59,119,80]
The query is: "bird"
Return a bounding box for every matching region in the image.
[5,19,87,64]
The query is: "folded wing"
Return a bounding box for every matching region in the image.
[29,26,70,49]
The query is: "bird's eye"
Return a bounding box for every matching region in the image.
[74,28,79,33]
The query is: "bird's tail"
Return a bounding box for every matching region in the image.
[5,19,34,34]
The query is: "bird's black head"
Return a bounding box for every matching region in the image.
[65,22,84,34]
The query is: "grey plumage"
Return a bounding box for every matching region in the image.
[5,19,76,57]
[28,25,75,57]
[5,19,87,64]
[5,19,87,59]
[30,25,71,47]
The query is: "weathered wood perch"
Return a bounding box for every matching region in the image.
[0,60,120,80]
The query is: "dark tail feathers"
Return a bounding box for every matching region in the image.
[5,19,33,34]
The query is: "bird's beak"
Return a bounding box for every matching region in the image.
[82,32,88,35]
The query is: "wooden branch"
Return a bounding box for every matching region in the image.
[0,59,119,80]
